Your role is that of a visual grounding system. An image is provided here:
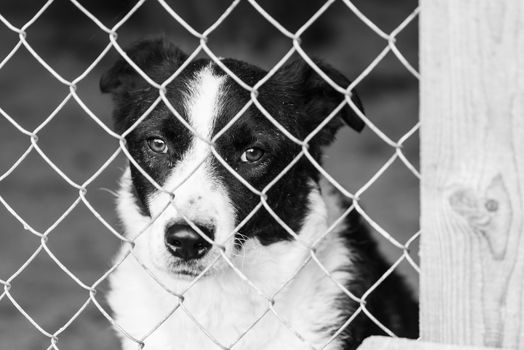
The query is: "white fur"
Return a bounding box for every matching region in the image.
[109,172,353,350]
[143,66,237,274]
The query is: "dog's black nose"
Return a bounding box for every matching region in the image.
[164,223,214,260]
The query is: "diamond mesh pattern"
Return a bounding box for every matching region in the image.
[0,1,420,349]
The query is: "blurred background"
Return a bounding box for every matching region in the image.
[0,0,419,349]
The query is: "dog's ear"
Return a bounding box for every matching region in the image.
[100,38,187,97]
[275,58,364,145]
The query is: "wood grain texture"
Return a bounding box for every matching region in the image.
[420,0,524,348]
[356,337,507,350]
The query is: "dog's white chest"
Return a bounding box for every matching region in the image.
[108,244,349,350]
[138,292,299,350]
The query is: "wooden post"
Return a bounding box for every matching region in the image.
[357,2,523,349]
[419,0,524,348]
[357,337,503,350]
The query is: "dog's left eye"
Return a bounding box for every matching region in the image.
[240,147,265,163]
[147,137,168,154]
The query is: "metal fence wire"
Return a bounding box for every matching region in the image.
[0,1,420,349]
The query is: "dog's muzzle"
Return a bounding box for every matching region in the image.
[164,223,214,260]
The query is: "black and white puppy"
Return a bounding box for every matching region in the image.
[101,38,418,350]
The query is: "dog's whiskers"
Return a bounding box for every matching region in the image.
[99,187,120,198]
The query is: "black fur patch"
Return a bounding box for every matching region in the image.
[329,207,419,347]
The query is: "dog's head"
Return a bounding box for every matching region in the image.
[101,38,364,278]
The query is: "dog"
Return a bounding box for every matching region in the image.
[101,38,418,350]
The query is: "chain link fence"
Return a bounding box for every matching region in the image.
[0,1,420,349]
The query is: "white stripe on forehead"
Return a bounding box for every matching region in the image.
[183,64,225,139]
[150,64,227,201]
[149,64,234,248]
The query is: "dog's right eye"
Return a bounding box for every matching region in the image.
[147,137,168,154]
[240,147,265,163]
